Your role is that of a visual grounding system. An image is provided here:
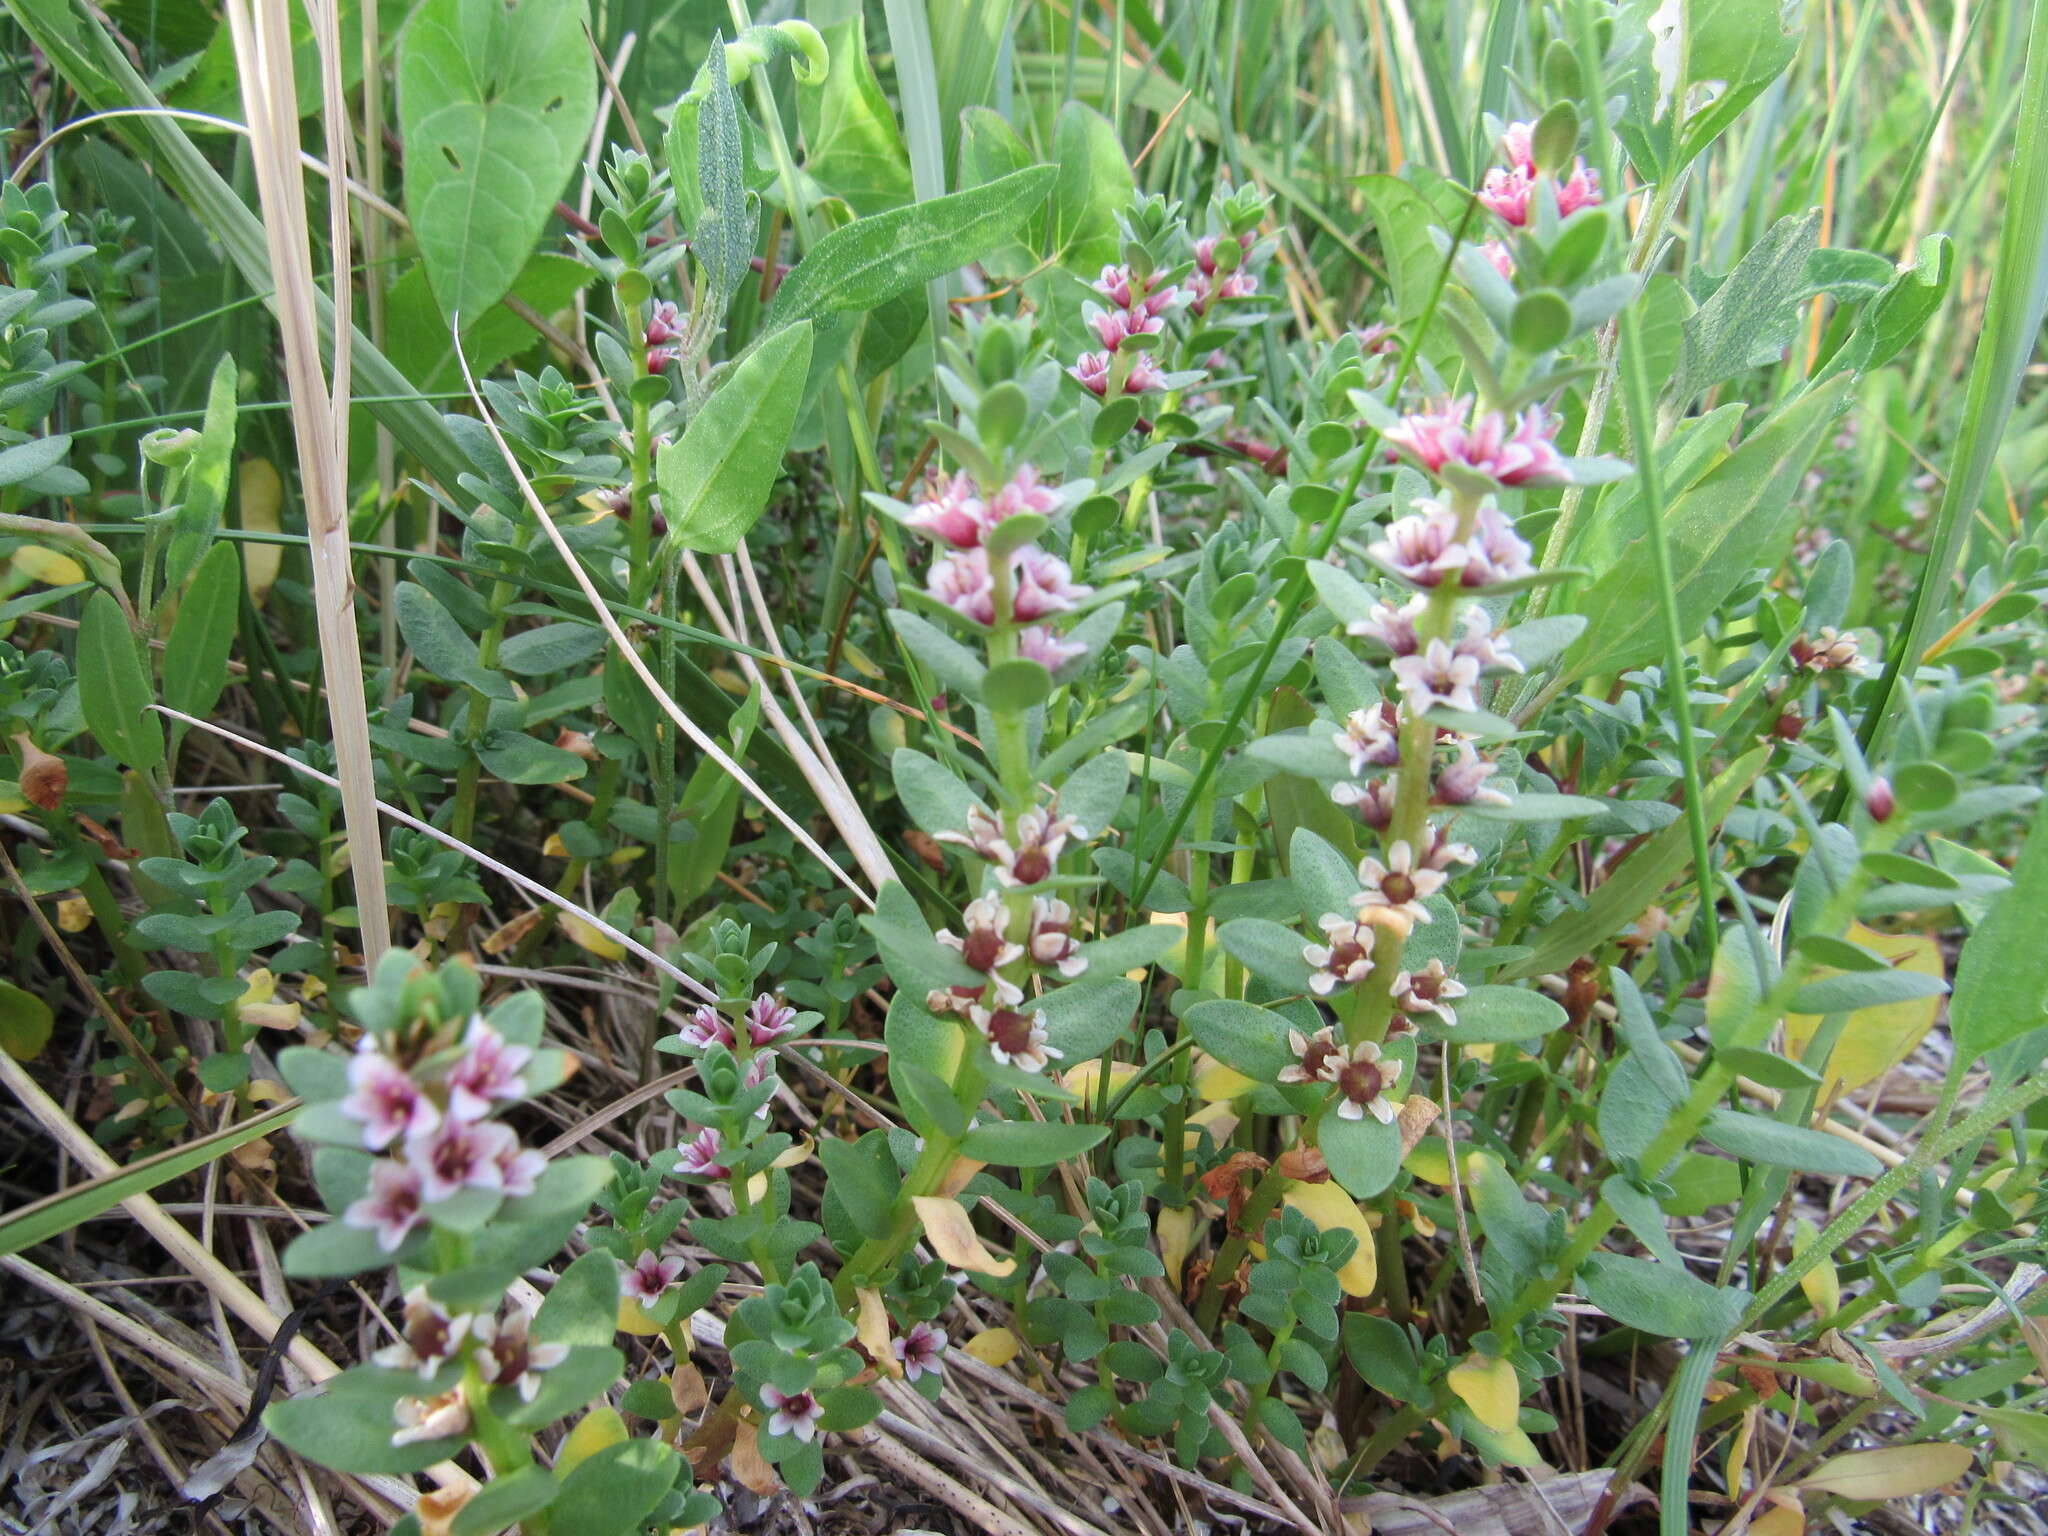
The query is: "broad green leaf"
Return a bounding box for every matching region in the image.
[78,590,164,771]
[397,0,598,322]
[0,981,54,1062]
[1215,918,1315,993]
[765,166,1056,330]
[655,323,814,554]
[1185,998,1296,1082]
[1578,1252,1746,1339]
[161,541,242,726]
[1673,0,1803,166]
[1438,986,1567,1044]
[960,1119,1109,1167]
[543,1439,682,1536]
[1565,376,1851,682]
[1320,1110,1403,1199]
[449,1466,558,1536]
[1048,101,1134,271]
[799,17,912,215]
[1672,211,1821,402]
[1950,808,2048,1061]
[1357,173,1447,324]
[956,107,1041,280]
[890,748,987,839]
[1699,1108,1883,1177]
[266,1367,467,1473]
[382,253,593,396]
[497,621,608,676]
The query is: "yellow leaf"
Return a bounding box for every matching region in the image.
[1062,1059,1139,1099]
[911,1195,1016,1277]
[561,913,626,960]
[1796,1442,1974,1500]
[1784,924,1943,1091]
[1270,1180,1377,1297]
[963,1327,1019,1367]
[1447,1353,1520,1434]
[10,546,84,586]
[1751,1494,1805,1536]
[1156,1204,1196,1289]
[558,1406,628,1475]
[856,1287,898,1375]
[617,1298,664,1336]
[542,832,570,858]
[1188,1100,1240,1144]
[1793,1217,1840,1319]
[237,969,277,1006]
[1404,1137,1453,1185]
[837,639,884,680]
[482,908,548,955]
[238,458,284,603]
[56,896,91,933]
[1193,1054,1257,1101]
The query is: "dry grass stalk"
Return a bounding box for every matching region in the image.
[449,335,880,909]
[153,703,719,1002]
[223,0,392,966]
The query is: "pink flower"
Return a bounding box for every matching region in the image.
[445,1019,532,1122]
[986,466,1061,521]
[1370,498,1471,587]
[372,1285,473,1376]
[1354,322,1399,356]
[762,1385,824,1442]
[1330,776,1396,828]
[1354,840,1447,925]
[1478,164,1534,226]
[1083,300,1166,351]
[1384,398,1568,487]
[1465,504,1537,583]
[1070,349,1165,397]
[893,1320,948,1382]
[622,1251,685,1306]
[971,1005,1061,1073]
[674,1005,736,1051]
[1333,703,1403,774]
[1004,802,1083,886]
[1277,1025,1344,1086]
[340,1047,438,1151]
[1347,595,1429,656]
[473,1307,569,1403]
[1392,960,1467,1026]
[645,346,678,375]
[344,1158,426,1252]
[390,1389,469,1447]
[1454,608,1524,674]
[1481,238,1516,279]
[1011,546,1091,621]
[1501,122,1536,171]
[495,1138,547,1199]
[1029,896,1087,978]
[1393,639,1483,713]
[905,470,995,549]
[645,300,684,347]
[927,547,996,625]
[1093,264,1185,317]
[1303,915,1376,996]
[1435,743,1512,808]
[745,993,798,1047]
[404,1117,518,1203]
[939,893,1023,975]
[1556,161,1602,216]
[1017,625,1086,671]
[675,1127,729,1179]
[1331,1041,1404,1123]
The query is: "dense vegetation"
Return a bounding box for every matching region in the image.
[3,1,2047,1533]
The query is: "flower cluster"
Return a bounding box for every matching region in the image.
[338,1017,548,1252]
[379,1288,569,1445]
[661,989,801,1178]
[1477,120,1602,229]
[644,298,684,373]
[909,467,1092,668]
[927,795,1095,1074]
[1382,400,1568,489]
[1071,262,1186,397]
[1188,232,1259,316]
[1790,627,1870,675]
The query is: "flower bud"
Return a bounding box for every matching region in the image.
[1865,777,1896,823]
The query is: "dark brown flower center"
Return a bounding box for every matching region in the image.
[962,928,1008,971]
[987,1010,1037,1055]
[1337,1059,1385,1105]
